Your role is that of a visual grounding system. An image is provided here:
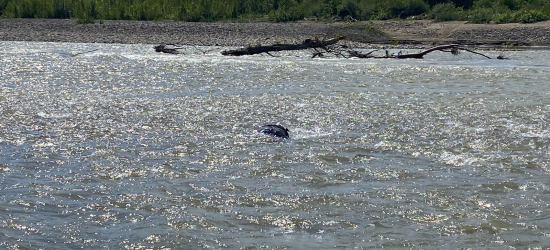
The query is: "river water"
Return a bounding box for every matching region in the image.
[1,41,549,249]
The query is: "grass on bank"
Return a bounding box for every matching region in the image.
[0,0,549,24]
[429,1,550,23]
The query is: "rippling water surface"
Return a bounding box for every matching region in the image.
[1,41,550,249]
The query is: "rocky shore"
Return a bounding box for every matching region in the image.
[369,20,550,47]
[1,18,550,48]
[0,18,346,46]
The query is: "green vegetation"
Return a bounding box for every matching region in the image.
[430,2,464,22]
[0,0,549,23]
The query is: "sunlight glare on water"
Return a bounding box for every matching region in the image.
[1,41,550,249]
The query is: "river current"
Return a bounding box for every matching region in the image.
[1,41,550,249]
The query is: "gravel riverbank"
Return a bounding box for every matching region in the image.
[370,20,550,47]
[0,18,346,46]
[2,18,550,48]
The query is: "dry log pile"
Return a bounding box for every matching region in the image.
[154,38,505,59]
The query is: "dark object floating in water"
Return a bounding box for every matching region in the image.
[258,125,290,139]
[154,44,183,54]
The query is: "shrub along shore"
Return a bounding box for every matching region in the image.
[2,0,550,48]
[1,18,550,48]
[0,0,549,24]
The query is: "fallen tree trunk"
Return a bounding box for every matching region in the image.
[347,49,379,58]
[347,44,495,59]
[394,44,461,59]
[221,37,345,56]
[395,44,492,59]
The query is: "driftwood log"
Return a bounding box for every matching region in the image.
[396,44,491,59]
[221,37,345,56]
[347,44,497,59]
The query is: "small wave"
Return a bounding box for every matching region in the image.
[290,127,334,139]
[439,151,479,166]
[521,131,550,139]
[36,111,71,119]
[373,140,399,150]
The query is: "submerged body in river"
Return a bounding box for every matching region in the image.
[257,124,290,139]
